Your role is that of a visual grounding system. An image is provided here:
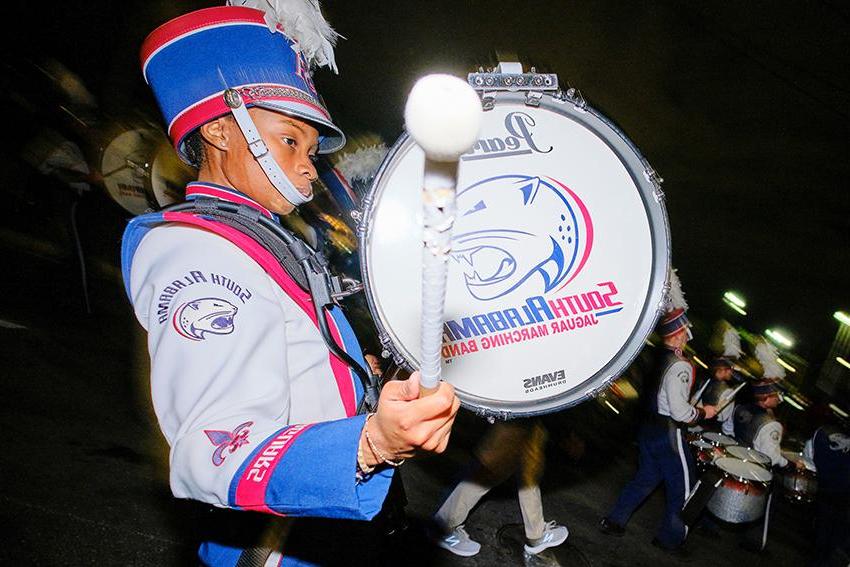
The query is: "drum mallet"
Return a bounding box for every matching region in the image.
[404,74,483,396]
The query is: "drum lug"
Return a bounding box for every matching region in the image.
[525,91,543,107]
[379,334,406,366]
[556,87,586,110]
[644,166,665,203]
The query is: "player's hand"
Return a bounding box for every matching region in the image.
[702,405,718,419]
[361,371,460,466]
[364,353,383,377]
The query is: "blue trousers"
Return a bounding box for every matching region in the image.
[607,423,695,549]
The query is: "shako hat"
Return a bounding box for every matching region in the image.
[141,5,345,163]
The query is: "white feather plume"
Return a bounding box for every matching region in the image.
[755,340,786,379]
[335,144,388,183]
[666,267,688,311]
[227,0,341,72]
[722,326,743,358]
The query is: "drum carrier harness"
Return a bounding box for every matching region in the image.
[164,196,381,414]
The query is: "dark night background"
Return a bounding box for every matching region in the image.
[0,2,848,565]
[4,0,848,362]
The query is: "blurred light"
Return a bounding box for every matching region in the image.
[835,311,850,326]
[766,329,793,348]
[722,293,747,315]
[726,303,747,315]
[837,356,850,370]
[790,394,809,408]
[604,400,621,415]
[723,291,747,309]
[776,358,796,373]
[784,397,804,411]
[830,404,849,419]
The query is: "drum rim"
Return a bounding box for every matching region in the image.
[715,457,773,483]
[359,90,671,418]
[726,445,771,465]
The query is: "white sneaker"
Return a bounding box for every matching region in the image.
[524,521,569,554]
[436,525,482,557]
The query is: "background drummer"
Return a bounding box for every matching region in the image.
[696,356,738,437]
[599,270,717,555]
[732,375,805,552]
[733,374,802,472]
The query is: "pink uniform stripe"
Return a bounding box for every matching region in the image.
[161,212,358,415]
[233,423,313,513]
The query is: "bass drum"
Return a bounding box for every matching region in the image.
[360,83,670,418]
[101,127,194,215]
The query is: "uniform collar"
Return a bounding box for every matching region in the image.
[185,181,278,220]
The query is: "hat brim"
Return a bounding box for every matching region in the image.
[253,100,346,154]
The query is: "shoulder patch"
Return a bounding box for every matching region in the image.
[770,430,781,442]
[828,433,850,453]
[173,297,239,341]
[205,421,253,466]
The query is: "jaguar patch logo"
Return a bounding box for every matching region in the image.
[172,297,238,341]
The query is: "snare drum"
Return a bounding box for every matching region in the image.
[702,432,737,447]
[707,457,773,524]
[359,71,670,418]
[779,450,818,503]
[691,438,726,472]
[726,445,771,468]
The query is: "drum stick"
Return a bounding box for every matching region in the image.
[714,382,747,414]
[689,379,711,405]
[403,75,483,397]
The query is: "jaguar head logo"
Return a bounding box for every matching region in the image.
[451,175,593,301]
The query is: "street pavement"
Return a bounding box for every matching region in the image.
[0,235,817,566]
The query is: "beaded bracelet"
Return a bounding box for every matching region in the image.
[364,413,405,467]
[357,438,375,477]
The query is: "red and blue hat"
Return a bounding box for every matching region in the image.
[658,307,691,338]
[140,6,345,163]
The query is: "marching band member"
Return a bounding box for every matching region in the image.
[431,419,569,557]
[599,269,716,555]
[804,416,850,566]
[694,326,743,436]
[732,340,801,553]
[733,342,798,471]
[122,4,459,565]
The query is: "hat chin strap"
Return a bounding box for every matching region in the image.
[223,89,312,207]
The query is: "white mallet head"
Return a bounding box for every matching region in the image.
[404,74,483,162]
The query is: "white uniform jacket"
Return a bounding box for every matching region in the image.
[121,184,393,542]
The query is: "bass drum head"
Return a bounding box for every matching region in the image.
[361,91,669,417]
[150,143,195,208]
[101,128,160,215]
